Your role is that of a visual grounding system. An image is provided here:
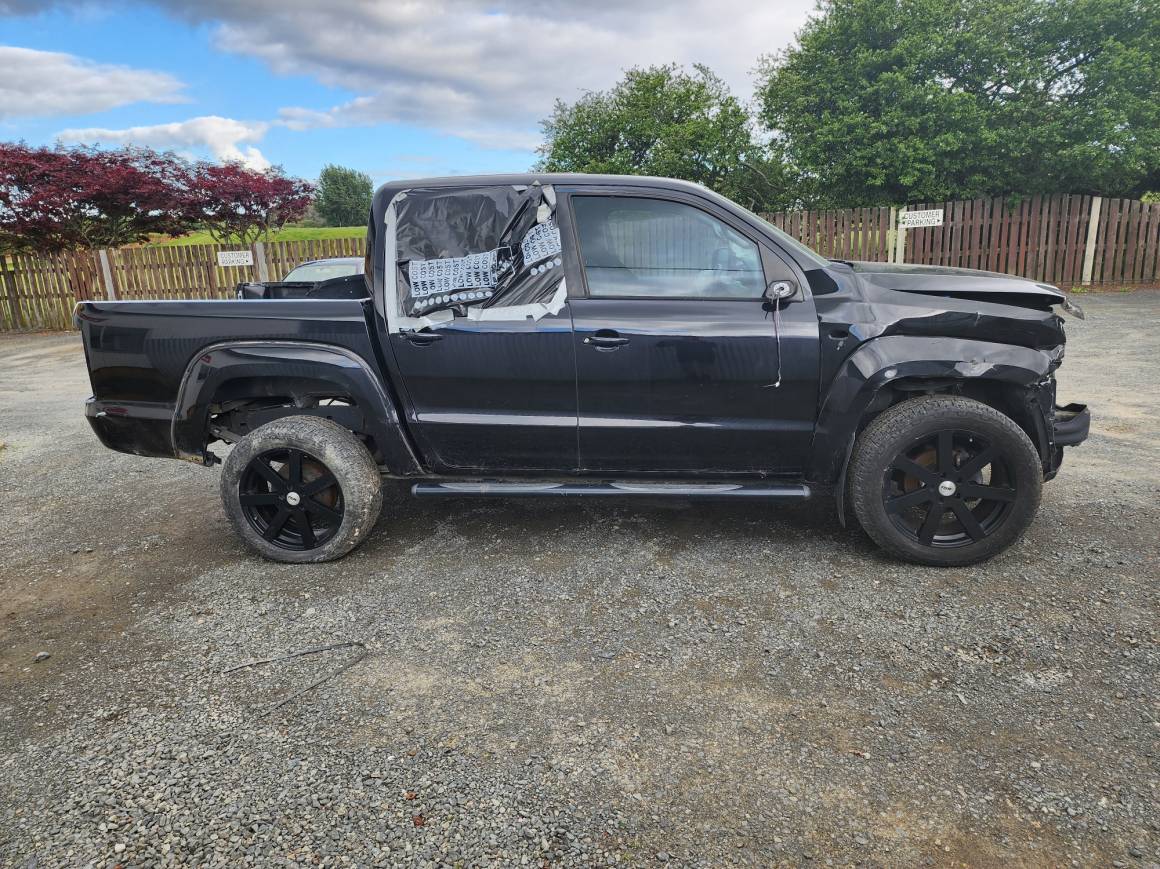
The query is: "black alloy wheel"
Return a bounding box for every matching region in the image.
[848,395,1043,566]
[882,429,1018,548]
[238,447,345,551]
[221,416,382,563]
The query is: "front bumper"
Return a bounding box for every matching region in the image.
[1053,402,1090,447]
[1040,400,1089,481]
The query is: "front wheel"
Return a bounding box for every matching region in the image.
[221,416,382,563]
[848,395,1043,566]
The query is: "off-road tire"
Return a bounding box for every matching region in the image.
[221,416,382,563]
[848,395,1043,566]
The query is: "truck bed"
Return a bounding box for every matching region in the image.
[75,298,382,459]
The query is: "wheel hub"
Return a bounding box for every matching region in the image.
[285,491,301,506]
[937,480,957,497]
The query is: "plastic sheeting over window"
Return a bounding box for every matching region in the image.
[383,183,566,332]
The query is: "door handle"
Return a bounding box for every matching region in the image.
[404,330,443,345]
[583,331,629,349]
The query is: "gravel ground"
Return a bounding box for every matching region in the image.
[0,291,1157,867]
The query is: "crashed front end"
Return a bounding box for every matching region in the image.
[814,261,1091,484]
[1023,363,1091,480]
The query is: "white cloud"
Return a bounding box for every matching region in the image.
[0,45,186,118]
[0,0,59,13]
[57,115,272,169]
[7,1,815,157]
[160,0,816,150]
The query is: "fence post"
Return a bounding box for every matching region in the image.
[893,206,908,265]
[253,241,270,282]
[97,249,117,300]
[887,207,897,262]
[1080,197,1102,286]
[2,267,21,330]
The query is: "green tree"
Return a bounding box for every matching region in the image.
[756,0,1160,207]
[536,65,793,211]
[315,164,373,227]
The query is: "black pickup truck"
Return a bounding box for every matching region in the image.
[76,174,1089,566]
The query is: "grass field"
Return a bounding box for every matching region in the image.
[150,226,364,246]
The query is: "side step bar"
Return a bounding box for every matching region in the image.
[411,481,811,499]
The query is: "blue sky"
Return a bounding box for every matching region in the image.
[0,1,813,184]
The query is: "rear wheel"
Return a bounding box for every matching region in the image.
[848,395,1042,566]
[221,416,382,563]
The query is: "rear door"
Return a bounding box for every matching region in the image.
[386,311,577,473]
[380,183,578,474]
[563,189,819,475]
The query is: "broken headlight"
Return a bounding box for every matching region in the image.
[1056,296,1086,320]
[1037,283,1086,320]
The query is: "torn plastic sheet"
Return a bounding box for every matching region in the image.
[395,186,524,261]
[520,217,561,265]
[408,251,499,311]
[466,278,567,322]
[384,183,566,333]
[384,191,453,334]
[399,185,557,311]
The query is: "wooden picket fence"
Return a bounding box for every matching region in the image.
[761,206,895,262]
[761,194,1160,288]
[1,237,366,331]
[3,193,1159,332]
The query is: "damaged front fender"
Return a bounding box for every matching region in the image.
[811,334,1058,495]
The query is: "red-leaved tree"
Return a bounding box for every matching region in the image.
[1,142,317,254]
[185,162,315,245]
[0,143,195,254]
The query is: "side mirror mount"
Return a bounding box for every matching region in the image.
[764,279,796,302]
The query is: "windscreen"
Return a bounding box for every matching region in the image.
[745,209,831,270]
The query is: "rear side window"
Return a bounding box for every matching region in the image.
[572,196,765,299]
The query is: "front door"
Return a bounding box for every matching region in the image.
[565,192,819,475]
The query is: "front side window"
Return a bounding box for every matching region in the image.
[572,196,765,299]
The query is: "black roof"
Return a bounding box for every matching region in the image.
[371,173,719,212]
